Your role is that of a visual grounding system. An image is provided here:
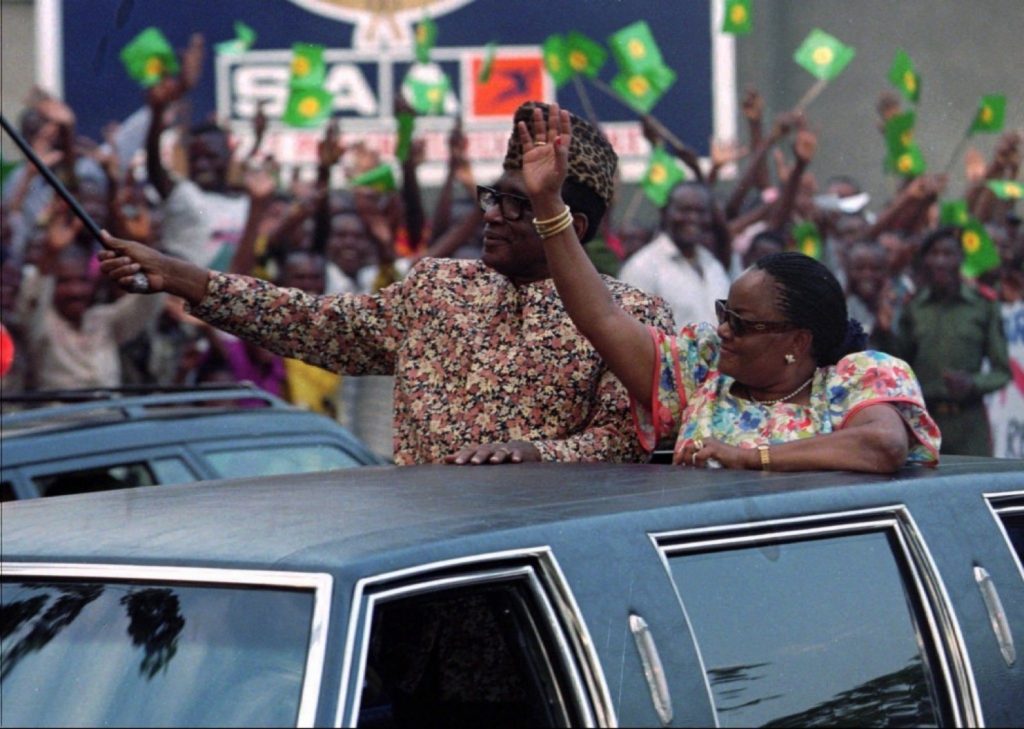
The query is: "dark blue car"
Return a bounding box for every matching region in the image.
[2,456,1022,726]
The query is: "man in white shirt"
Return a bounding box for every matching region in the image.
[619,182,730,327]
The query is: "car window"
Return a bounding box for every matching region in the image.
[1,481,14,502]
[996,510,1024,563]
[0,579,314,727]
[356,580,577,727]
[150,457,200,486]
[666,530,950,727]
[31,462,160,497]
[204,443,361,478]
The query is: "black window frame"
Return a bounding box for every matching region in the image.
[340,552,611,727]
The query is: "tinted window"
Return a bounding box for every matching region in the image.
[32,462,158,497]
[1,481,14,502]
[205,443,360,478]
[1,579,314,727]
[358,581,576,727]
[667,530,948,727]
[998,510,1024,563]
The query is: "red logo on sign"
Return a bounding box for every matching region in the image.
[472,55,545,117]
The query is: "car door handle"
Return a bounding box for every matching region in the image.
[629,613,673,725]
[974,565,1016,667]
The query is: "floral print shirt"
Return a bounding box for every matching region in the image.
[190,258,675,465]
[634,323,941,464]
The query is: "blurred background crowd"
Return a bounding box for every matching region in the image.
[1,0,1021,459]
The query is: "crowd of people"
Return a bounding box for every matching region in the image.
[1,34,1019,463]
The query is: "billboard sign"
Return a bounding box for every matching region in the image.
[45,0,734,185]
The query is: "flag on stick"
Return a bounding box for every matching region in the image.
[607,21,666,75]
[290,43,326,88]
[395,111,416,162]
[970,94,1006,134]
[350,163,397,192]
[214,20,256,55]
[791,220,823,260]
[565,31,607,78]
[478,42,497,83]
[987,180,1024,200]
[960,217,1000,278]
[610,66,676,115]
[722,0,753,35]
[793,28,855,81]
[120,27,179,88]
[641,147,686,207]
[414,15,437,64]
[282,87,333,127]
[542,35,574,88]
[888,49,920,103]
[939,200,970,227]
[402,66,451,116]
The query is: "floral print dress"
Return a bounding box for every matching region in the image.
[634,323,941,464]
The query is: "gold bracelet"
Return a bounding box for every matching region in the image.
[758,444,771,470]
[536,215,575,239]
[532,205,571,228]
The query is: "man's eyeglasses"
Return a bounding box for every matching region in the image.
[715,299,796,336]
[477,185,532,222]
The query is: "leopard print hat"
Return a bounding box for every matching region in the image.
[503,101,617,206]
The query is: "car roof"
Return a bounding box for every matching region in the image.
[0,385,293,440]
[4,458,1021,573]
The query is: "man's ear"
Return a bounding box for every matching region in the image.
[571,211,589,242]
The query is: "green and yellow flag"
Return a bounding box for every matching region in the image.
[793,28,855,81]
[722,0,753,35]
[641,147,686,207]
[611,64,676,115]
[791,220,823,260]
[395,111,416,163]
[402,70,450,116]
[350,163,397,193]
[891,145,927,177]
[565,31,607,78]
[970,94,1006,134]
[282,87,334,127]
[960,217,1000,278]
[478,42,498,84]
[608,21,665,75]
[888,49,920,103]
[987,180,1024,200]
[214,20,256,55]
[414,15,437,64]
[884,110,916,156]
[290,43,326,89]
[542,35,574,88]
[939,199,969,227]
[120,27,179,88]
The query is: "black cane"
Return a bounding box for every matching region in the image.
[0,112,150,292]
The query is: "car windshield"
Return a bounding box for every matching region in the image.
[1,579,314,727]
[204,443,363,478]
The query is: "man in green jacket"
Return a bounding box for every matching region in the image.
[874,226,1011,455]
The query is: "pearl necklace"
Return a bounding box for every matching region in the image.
[748,375,814,406]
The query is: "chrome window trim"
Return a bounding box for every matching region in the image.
[0,561,333,728]
[335,547,615,728]
[650,505,982,728]
[984,489,1024,582]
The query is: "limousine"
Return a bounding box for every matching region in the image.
[1,457,1021,726]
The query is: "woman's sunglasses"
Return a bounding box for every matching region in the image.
[715,299,796,336]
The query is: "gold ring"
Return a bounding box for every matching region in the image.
[535,141,547,146]
[692,452,698,466]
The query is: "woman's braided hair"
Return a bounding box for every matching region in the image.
[753,252,867,366]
